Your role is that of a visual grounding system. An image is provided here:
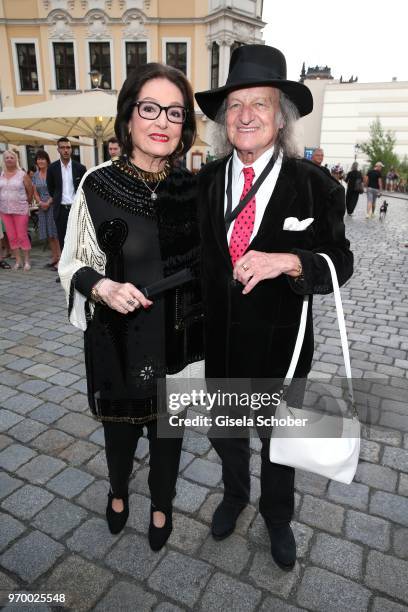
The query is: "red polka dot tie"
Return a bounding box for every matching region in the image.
[229,166,256,266]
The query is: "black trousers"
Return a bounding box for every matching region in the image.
[208,379,307,525]
[346,190,359,215]
[55,206,71,250]
[210,432,294,525]
[103,419,183,511]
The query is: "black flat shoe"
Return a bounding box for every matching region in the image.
[106,490,129,535]
[265,521,296,570]
[211,500,247,540]
[148,505,172,551]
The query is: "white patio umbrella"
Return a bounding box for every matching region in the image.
[0,125,92,147]
[0,90,117,162]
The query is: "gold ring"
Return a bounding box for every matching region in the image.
[242,263,249,272]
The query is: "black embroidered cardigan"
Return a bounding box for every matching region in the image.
[60,159,203,424]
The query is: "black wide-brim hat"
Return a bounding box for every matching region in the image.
[195,44,313,120]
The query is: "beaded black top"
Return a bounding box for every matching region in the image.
[84,157,160,219]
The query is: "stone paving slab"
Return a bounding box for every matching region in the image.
[94,581,157,612]
[0,530,64,582]
[1,199,408,609]
[32,496,88,538]
[199,572,262,611]
[0,445,37,472]
[105,533,165,581]
[39,555,114,611]
[148,551,212,608]
[0,513,26,552]
[296,567,371,611]
[366,551,408,604]
[46,466,95,498]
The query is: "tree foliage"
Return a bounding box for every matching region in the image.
[397,155,408,180]
[359,118,399,173]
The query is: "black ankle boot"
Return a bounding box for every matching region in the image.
[148,505,172,551]
[106,490,129,535]
[211,500,247,540]
[265,521,296,570]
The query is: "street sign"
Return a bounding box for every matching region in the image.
[304,147,314,160]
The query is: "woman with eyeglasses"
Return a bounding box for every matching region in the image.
[59,63,203,549]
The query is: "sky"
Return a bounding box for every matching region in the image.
[262,0,406,84]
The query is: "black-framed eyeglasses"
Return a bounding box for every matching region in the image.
[132,101,187,124]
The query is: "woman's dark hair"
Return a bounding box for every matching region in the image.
[115,62,196,164]
[35,150,51,165]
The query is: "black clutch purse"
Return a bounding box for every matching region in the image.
[139,268,193,298]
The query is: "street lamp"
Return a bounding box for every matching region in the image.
[354,143,361,161]
[89,69,103,89]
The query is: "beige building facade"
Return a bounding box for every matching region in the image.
[0,0,265,169]
[298,78,408,172]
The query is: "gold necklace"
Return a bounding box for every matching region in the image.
[133,167,162,201]
[126,158,170,182]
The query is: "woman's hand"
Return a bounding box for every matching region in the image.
[233,250,302,294]
[97,279,153,314]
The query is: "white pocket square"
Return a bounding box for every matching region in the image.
[283,217,314,231]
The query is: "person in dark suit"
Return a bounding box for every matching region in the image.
[46,137,86,249]
[195,45,353,570]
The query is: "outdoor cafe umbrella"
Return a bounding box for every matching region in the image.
[0,90,117,163]
[0,125,92,148]
[193,134,209,147]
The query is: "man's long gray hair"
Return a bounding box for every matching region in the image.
[210,90,300,159]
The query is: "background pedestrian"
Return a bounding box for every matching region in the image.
[0,150,33,270]
[32,151,60,269]
[345,161,364,215]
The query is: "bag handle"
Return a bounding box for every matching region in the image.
[283,253,355,406]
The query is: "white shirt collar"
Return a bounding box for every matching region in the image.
[60,159,72,171]
[232,145,276,181]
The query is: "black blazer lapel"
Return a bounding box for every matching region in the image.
[55,162,63,190]
[209,157,233,270]
[249,157,298,251]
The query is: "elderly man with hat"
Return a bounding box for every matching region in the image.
[195,45,353,570]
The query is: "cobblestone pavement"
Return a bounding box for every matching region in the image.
[0,193,407,611]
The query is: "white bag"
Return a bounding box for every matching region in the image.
[269,253,360,484]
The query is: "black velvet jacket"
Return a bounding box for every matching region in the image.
[198,155,353,379]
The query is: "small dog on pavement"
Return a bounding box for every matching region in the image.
[379,200,388,220]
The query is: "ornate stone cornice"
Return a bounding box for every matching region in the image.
[119,0,147,10]
[43,0,75,10]
[122,10,147,39]
[47,10,74,39]
[85,9,109,39]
